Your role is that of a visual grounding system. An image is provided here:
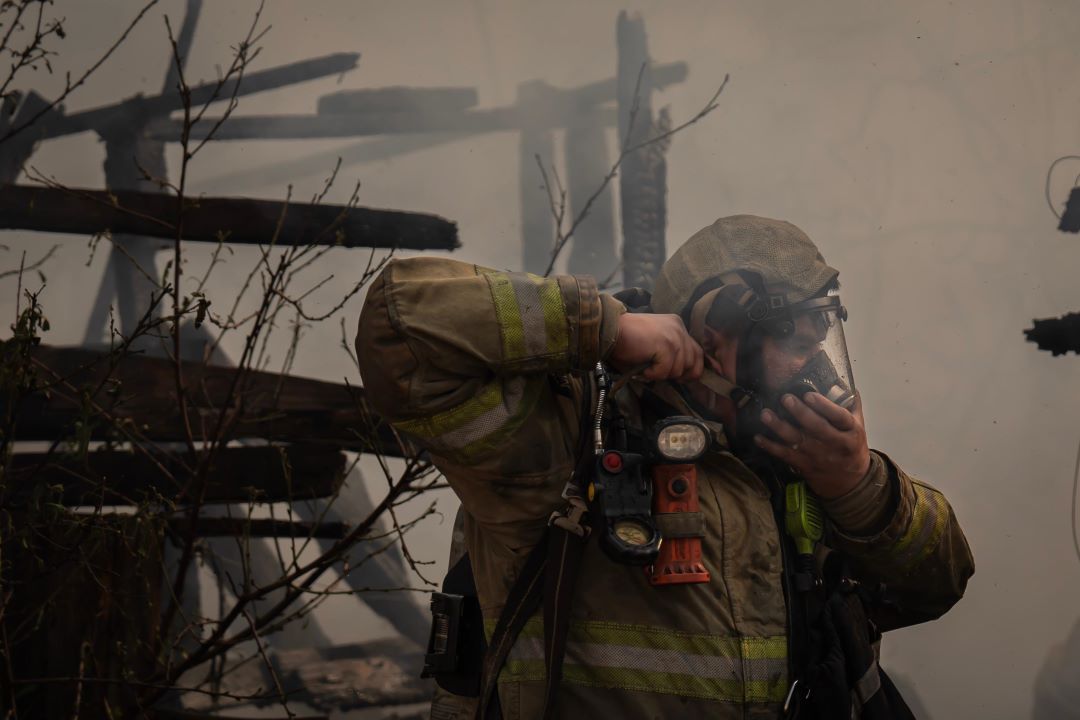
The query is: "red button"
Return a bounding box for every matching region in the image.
[602,451,623,473]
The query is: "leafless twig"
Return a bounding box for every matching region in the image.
[0,1,160,146]
[541,71,730,277]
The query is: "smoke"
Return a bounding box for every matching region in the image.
[3,1,1080,717]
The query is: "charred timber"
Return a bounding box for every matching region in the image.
[33,53,361,140]
[8,344,408,456]
[148,62,687,142]
[0,184,459,251]
[317,86,479,115]
[568,61,687,107]
[5,445,347,506]
[1059,187,1080,233]
[149,106,621,141]
[312,63,685,118]
[1025,312,1080,356]
[616,12,670,291]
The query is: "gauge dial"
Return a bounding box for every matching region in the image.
[613,520,651,546]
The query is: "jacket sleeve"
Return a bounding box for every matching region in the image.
[356,256,624,463]
[825,451,975,632]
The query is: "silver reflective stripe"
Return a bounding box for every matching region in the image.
[508,272,549,358]
[436,376,528,451]
[491,618,789,703]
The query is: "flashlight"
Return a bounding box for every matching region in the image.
[649,417,711,586]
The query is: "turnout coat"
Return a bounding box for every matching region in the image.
[356,257,974,719]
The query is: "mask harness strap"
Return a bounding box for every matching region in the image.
[686,283,756,411]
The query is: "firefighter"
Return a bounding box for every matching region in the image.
[356,214,974,719]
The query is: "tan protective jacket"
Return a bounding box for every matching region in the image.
[356,257,974,720]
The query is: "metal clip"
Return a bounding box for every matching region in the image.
[549,496,590,538]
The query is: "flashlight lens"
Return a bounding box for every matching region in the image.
[656,423,708,461]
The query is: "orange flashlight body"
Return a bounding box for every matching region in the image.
[648,463,710,585]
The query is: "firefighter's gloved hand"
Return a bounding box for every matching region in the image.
[611,313,704,383]
[754,391,871,498]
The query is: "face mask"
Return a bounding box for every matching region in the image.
[682,282,856,454]
[733,293,856,454]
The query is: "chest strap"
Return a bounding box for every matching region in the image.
[478,371,597,720]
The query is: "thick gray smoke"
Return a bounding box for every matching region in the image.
[3,2,1080,718]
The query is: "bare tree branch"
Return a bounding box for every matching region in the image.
[541,72,730,277]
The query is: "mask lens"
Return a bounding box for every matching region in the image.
[816,294,855,407]
[775,294,855,409]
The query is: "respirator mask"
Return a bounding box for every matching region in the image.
[735,290,854,455]
[755,292,854,412]
[684,278,855,454]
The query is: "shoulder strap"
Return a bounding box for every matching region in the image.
[477,374,597,720]
[476,500,590,720]
[541,498,589,716]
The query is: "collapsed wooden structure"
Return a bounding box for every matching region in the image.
[1,340,430,718]
[0,2,681,717]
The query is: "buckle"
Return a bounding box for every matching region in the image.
[549,497,590,538]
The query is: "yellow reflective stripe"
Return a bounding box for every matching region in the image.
[484,270,569,365]
[485,617,788,703]
[503,661,782,703]
[487,271,527,361]
[393,376,543,463]
[536,275,569,356]
[892,482,950,570]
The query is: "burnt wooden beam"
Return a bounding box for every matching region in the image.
[314,65,687,118]
[0,91,57,183]
[8,345,408,457]
[317,86,479,115]
[161,0,203,97]
[148,105,620,141]
[146,62,688,143]
[0,184,459,251]
[617,12,669,291]
[5,445,348,505]
[567,60,688,107]
[36,53,361,140]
